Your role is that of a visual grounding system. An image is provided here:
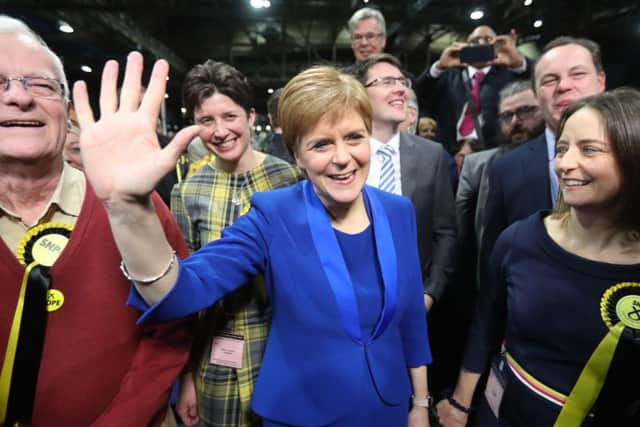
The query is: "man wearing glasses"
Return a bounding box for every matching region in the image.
[352,53,456,314]
[0,15,190,426]
[456,80,544,282]
[348,7,386,64]
[415,25,531,154]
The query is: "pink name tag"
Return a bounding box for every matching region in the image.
[484,366,505,417]
[210,333,244,369]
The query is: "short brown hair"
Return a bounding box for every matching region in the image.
[350,53,404,85]
[182,60,253,119]
[553,88,640,233]
[278,66,372,156]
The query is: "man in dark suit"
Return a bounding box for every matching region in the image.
[480,37,606,280]
[457,80,544,259]
[352,53,456,312]
[415,26,530,153]
[450,83,545,395]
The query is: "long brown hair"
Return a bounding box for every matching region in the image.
[551,88,640,236]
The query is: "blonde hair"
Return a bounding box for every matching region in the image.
[278,66,372,156]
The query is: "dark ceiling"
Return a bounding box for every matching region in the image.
[2,0,639,131]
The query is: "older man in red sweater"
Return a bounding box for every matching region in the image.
[0,15,190,426]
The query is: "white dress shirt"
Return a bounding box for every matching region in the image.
[367,133,403,195]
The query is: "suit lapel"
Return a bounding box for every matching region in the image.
[524,134,553,209]
[399,133,418,198]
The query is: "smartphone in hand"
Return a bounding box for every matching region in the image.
[459,45,496,64]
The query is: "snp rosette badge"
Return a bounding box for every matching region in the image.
[16,222,72,312]
[16,223,72,267]
[601,282,640,338]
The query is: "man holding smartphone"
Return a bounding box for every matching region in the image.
[415,26,531,154]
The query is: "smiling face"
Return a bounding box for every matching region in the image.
[194,92,256,172]
[351,17,386,62]
[0,33,68,164]
[294,109,370,211]
[534,43,605,131]
[555,107,621,215]
[365,61,408,128]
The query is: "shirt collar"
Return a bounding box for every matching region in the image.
[468,64,491,77]
[370,132,400,155]
[545,127,556,162]
[0,162,85,220]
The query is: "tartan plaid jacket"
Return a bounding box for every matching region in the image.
[170,154,301,427]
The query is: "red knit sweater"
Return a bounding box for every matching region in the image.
[0,186,190,427]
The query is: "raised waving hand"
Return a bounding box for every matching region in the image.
[72,52,199,203]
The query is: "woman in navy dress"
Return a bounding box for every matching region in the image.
[437,88,640,426]
[72,53,433,427]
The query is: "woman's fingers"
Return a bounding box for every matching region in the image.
[119,52,144,112]
[140,59,169,119]
[72,81,95,131]
[98,59,119,117]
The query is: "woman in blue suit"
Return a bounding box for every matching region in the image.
[72,53,432,427]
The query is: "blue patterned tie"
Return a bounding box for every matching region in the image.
[378,144,396,194]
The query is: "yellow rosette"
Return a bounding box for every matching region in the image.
[1,223,72,423]
[554,282,640,426]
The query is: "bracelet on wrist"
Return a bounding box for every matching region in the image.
[120,250,176,285]
[411,394,433,408]
[448,396,473,414]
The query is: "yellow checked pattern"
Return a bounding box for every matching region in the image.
[170,155,301,427]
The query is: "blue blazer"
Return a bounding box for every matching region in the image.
[130,182,431,426]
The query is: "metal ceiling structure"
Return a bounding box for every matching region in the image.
[1,0,638,129]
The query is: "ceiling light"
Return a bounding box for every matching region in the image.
[266,125,272,131]
[164,93,169,99]
[80,65,92,73]
[256,125,263,132]
[180,107,187,115]
[58,21,74,33]
[470,9,484,20]
[250,0,271,8]
[267,88,274,94]
[533,19,543,28]
[524,0,533,5]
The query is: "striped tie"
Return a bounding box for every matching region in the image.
[378,144,396,194]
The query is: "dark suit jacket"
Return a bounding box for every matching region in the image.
[399,132,457,301]
[415,60,531,151]
[130,182,431,426]
[480,133,552,281]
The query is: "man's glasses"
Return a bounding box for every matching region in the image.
[0,76,65,99]
[365,76,412,89]
[498,105,539,123]
[352,32,383,43]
